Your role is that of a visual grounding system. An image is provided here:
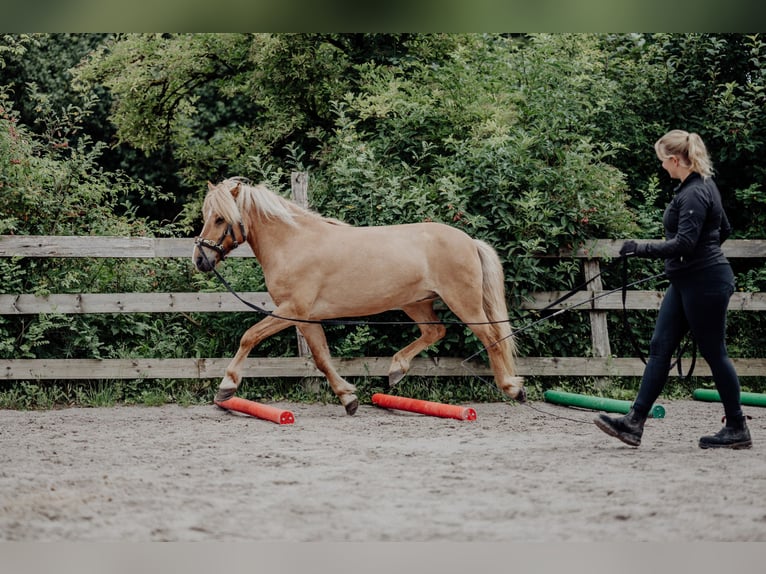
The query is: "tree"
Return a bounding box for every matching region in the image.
[72,33,645,357]
[5,33,764,371]
[0,33,185,221]
[71,34,463,225]
[596,33,766,238]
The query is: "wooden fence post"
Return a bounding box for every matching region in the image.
[583,259,611,357]
[291,172,323,393]
[583,258,612,389]
[290,172,312,359]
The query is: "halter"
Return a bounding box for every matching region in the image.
[194,221,247,260]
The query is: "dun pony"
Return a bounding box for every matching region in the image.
[193,178,524,415]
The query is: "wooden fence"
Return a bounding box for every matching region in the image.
[1,235,765,382]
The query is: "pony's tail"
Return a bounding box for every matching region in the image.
[474,239,517,375]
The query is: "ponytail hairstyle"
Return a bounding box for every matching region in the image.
[654,129,714,178]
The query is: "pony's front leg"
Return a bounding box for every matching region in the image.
[215,315,293,403]
[297,322,359,415]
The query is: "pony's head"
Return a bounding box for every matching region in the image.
[193,180,248,272]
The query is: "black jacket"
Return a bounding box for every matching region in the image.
[635,172,731,278]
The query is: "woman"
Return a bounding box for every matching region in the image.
[594,129,751,449]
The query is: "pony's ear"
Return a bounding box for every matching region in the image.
[207,181,215,191]
[230,183,241,199]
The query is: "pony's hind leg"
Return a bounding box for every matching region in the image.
[297,322,359,415]
[440,241,525,402]
[388,301,447,387]
[480,328,525,402]
[215,315,293,403]
[440,297,525,402]
[461,320,524,402]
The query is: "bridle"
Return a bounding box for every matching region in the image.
[194,221,247,261]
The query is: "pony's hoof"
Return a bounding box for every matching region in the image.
[388,369,405,387]
[214,387,236,403]
[344,398,359,416]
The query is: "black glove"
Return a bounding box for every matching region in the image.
[619,240,638,257]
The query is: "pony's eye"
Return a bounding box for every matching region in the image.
[215,216,225,225]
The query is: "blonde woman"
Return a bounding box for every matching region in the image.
[595,130,751,449]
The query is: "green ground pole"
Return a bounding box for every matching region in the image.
[692,388,766,407]
[543,390,666,419]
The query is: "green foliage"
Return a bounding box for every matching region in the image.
[0,33,185,222]
[306,34,640,360]
[597,33,766,378]
[2,33,766,407]
[608,34,766,234]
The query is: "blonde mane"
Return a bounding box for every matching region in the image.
[205,177,347,229]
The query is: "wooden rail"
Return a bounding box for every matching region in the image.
[1,235,764,381]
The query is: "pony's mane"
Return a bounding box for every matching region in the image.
[205,177,347,228]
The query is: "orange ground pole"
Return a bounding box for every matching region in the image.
[372,393,477,421]
[215,397,295,424]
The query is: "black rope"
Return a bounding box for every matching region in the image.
[619,256,697,379]
[198,243,680,424]
[459,268,666,365]
[621,256,649,364]
[200,242,666,385]
[199,243,668,368]
[201,243,642,330]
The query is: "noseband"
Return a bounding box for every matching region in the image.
[194,221,247,260]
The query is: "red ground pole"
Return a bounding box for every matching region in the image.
[215,397,295,424]
[372,393,477,421]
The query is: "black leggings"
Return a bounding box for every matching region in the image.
[633,263,742,421]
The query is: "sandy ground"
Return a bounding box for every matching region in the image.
[1,398,765,542]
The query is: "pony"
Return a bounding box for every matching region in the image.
[192,178,525,415]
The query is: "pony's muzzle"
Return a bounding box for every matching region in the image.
[194,249,218,272]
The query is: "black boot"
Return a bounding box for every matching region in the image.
[594,407,646,447]
[699,415,752,450]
